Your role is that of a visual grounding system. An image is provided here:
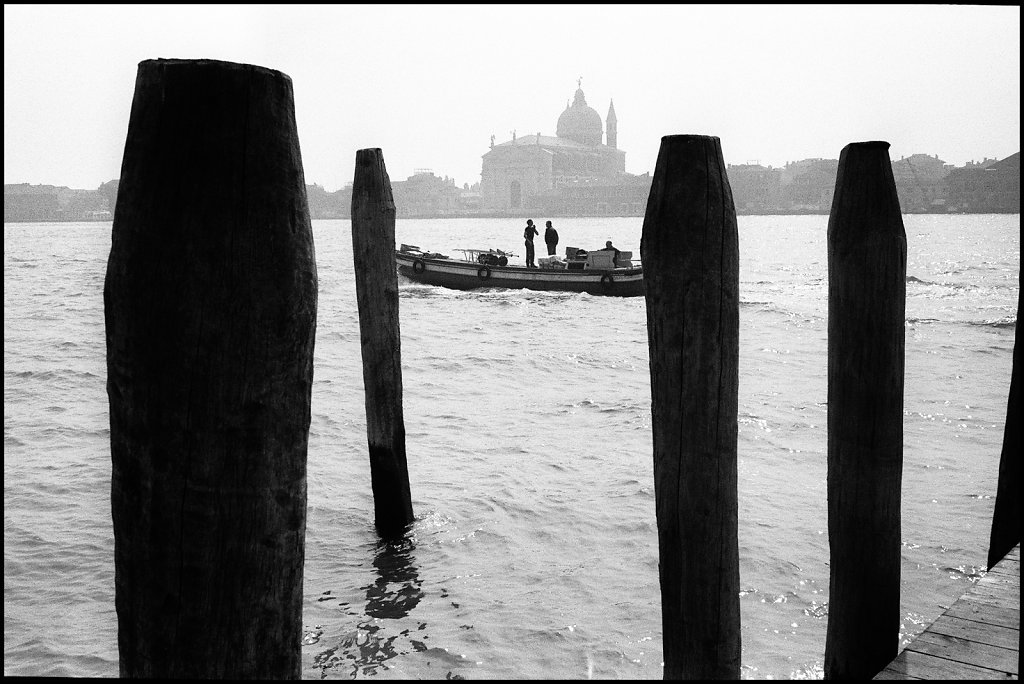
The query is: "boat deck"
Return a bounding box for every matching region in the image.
[874,543,1020,680]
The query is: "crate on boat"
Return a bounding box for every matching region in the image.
[586,252,615,269]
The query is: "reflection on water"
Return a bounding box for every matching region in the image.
[312,622,410,679]
[365,535,424,619]
[313,534,437,678]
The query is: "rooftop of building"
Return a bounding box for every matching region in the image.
[488,133,617,152]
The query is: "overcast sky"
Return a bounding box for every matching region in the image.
[4,4,1020,192]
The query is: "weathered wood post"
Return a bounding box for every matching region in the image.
[105,58,317,678]
[987,283,1021,569]
[641,134,741,679]
[350,148,415,539]
[823,141,906,680]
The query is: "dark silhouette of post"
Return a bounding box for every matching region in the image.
[987,284,1020,569]
[823,141,906,680]
[641,134,741,679]
[105,59,317,679]
[350,148,415,539]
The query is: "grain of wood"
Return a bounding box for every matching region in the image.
[824,141,907,680]
[641,134,740,680]
[350,148,415,538]
[106,58,317,679]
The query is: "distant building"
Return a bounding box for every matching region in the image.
[891,153,954,212]
[390,170,480,217]
[4,183,62,221]
[458,183,481,213]
[962,157,1000,170]
[779,158,838,212]
[3,183,109,222]
[944,152,1020,213]
[723,151,1021,215]
[479,82,648,216]
[726,164,782,214]
[306,183,347,219]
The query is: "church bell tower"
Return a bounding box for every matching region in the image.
[606,99,618,149]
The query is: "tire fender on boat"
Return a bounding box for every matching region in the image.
[477,265,492,280]
[412,259,426,274]
[600,273,614,287]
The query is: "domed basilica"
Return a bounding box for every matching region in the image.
[479,82,648,215]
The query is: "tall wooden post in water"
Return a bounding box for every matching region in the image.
[350,148,415,538]
[105,59,317,678]
[641,134,741,679]
[987,283,1021,570]
[824,141,906,680]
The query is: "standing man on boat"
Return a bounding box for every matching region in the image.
[524,219,539,267]
[544,220,559,256]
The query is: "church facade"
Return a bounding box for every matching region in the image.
[479,85,649,216]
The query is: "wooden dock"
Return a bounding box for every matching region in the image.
[875,543,1020,680]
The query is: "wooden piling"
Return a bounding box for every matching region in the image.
[824,141,906,680]
[987,284,1020,570]
[350,148,415,538]
[641,134,741,679]
[104,59,317,678]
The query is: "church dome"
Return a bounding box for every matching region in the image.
[556,87,603,147]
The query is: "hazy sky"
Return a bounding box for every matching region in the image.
[4,4,1020,192]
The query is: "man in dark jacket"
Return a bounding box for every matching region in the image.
[600,240,621,267]
[524,219,539,267]
[544,220,559,256]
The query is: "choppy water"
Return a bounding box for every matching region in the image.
[4,214,1019,679]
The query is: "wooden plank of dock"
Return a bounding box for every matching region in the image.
[875,543,1020,680]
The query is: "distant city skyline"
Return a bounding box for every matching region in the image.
[4,4,1020,192]
[5,149,1015,195]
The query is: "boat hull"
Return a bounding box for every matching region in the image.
[396,252,644,297]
